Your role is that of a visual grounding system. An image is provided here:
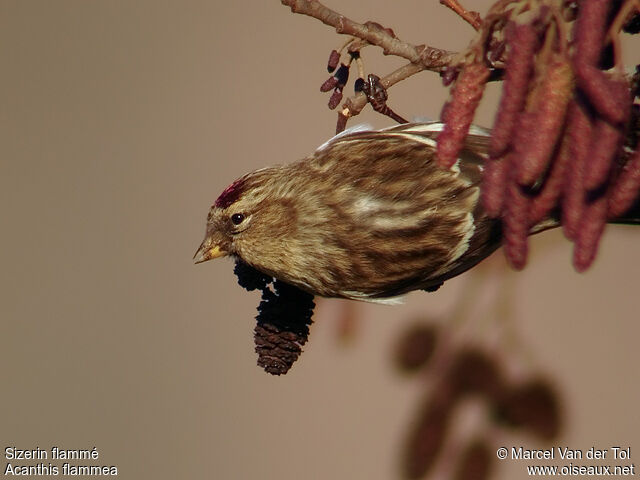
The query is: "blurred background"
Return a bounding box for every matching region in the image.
[1,1,638,479]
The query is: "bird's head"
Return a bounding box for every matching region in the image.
[193,167,300,269]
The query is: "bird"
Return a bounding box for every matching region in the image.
[193,121,635,302]
[194,122,505,301]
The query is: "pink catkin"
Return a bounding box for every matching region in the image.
[583,78,629,190]
[562,101,592,240]
[320,76,338,92]
[328,89,343,109]
[327,49,340,72]
[440,100,452,124]
[481,154,511,218]
[608,148,640,218]
[574,64,629,127]
[573,193,608,272]
[490,22,539,158]
[529,132,571,225]
[503,167,530,270]
[437,62,489,168]
[583,119,623,191]
[573,0,609,66]
[516,60,574,186]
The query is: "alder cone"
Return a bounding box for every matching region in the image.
[394,324,438,372]
[403,388,454,479]
[254,323,307,376]
[494,379,561,440]
[454,440,493,480]
[254,280,315,375]
[233,261,315,375]
[448,348,504,400]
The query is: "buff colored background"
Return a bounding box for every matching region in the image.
[1,1,638,479]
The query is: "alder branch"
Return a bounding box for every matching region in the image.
[440,0,482,31]
[281,0,457,72]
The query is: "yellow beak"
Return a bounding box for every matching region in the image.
[193,243,226,264]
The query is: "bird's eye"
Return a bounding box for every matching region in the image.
[231,213,245,225]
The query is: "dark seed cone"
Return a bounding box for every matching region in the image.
[493,379,561,440]
[254,280,316,375]
[254,323,308,376]
[233,261,315,375]
[394,324,438,372]
[448,347,504,400]
[454,440,493,480]
[403,386,454,479]
[234,260,273,291]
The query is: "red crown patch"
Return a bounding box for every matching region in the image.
[214,178,246,209]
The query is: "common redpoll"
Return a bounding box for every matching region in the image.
[193,122,635,302]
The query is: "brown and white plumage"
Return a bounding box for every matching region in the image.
[194,122,503,301]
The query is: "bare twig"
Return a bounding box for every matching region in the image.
[281,0,457,71]
[440,0,482,31]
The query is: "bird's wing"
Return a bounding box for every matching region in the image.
[308,122,494,298]
[317,121,489,185]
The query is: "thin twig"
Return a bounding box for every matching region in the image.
[440,0,482,30]
[281,0,457,71]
